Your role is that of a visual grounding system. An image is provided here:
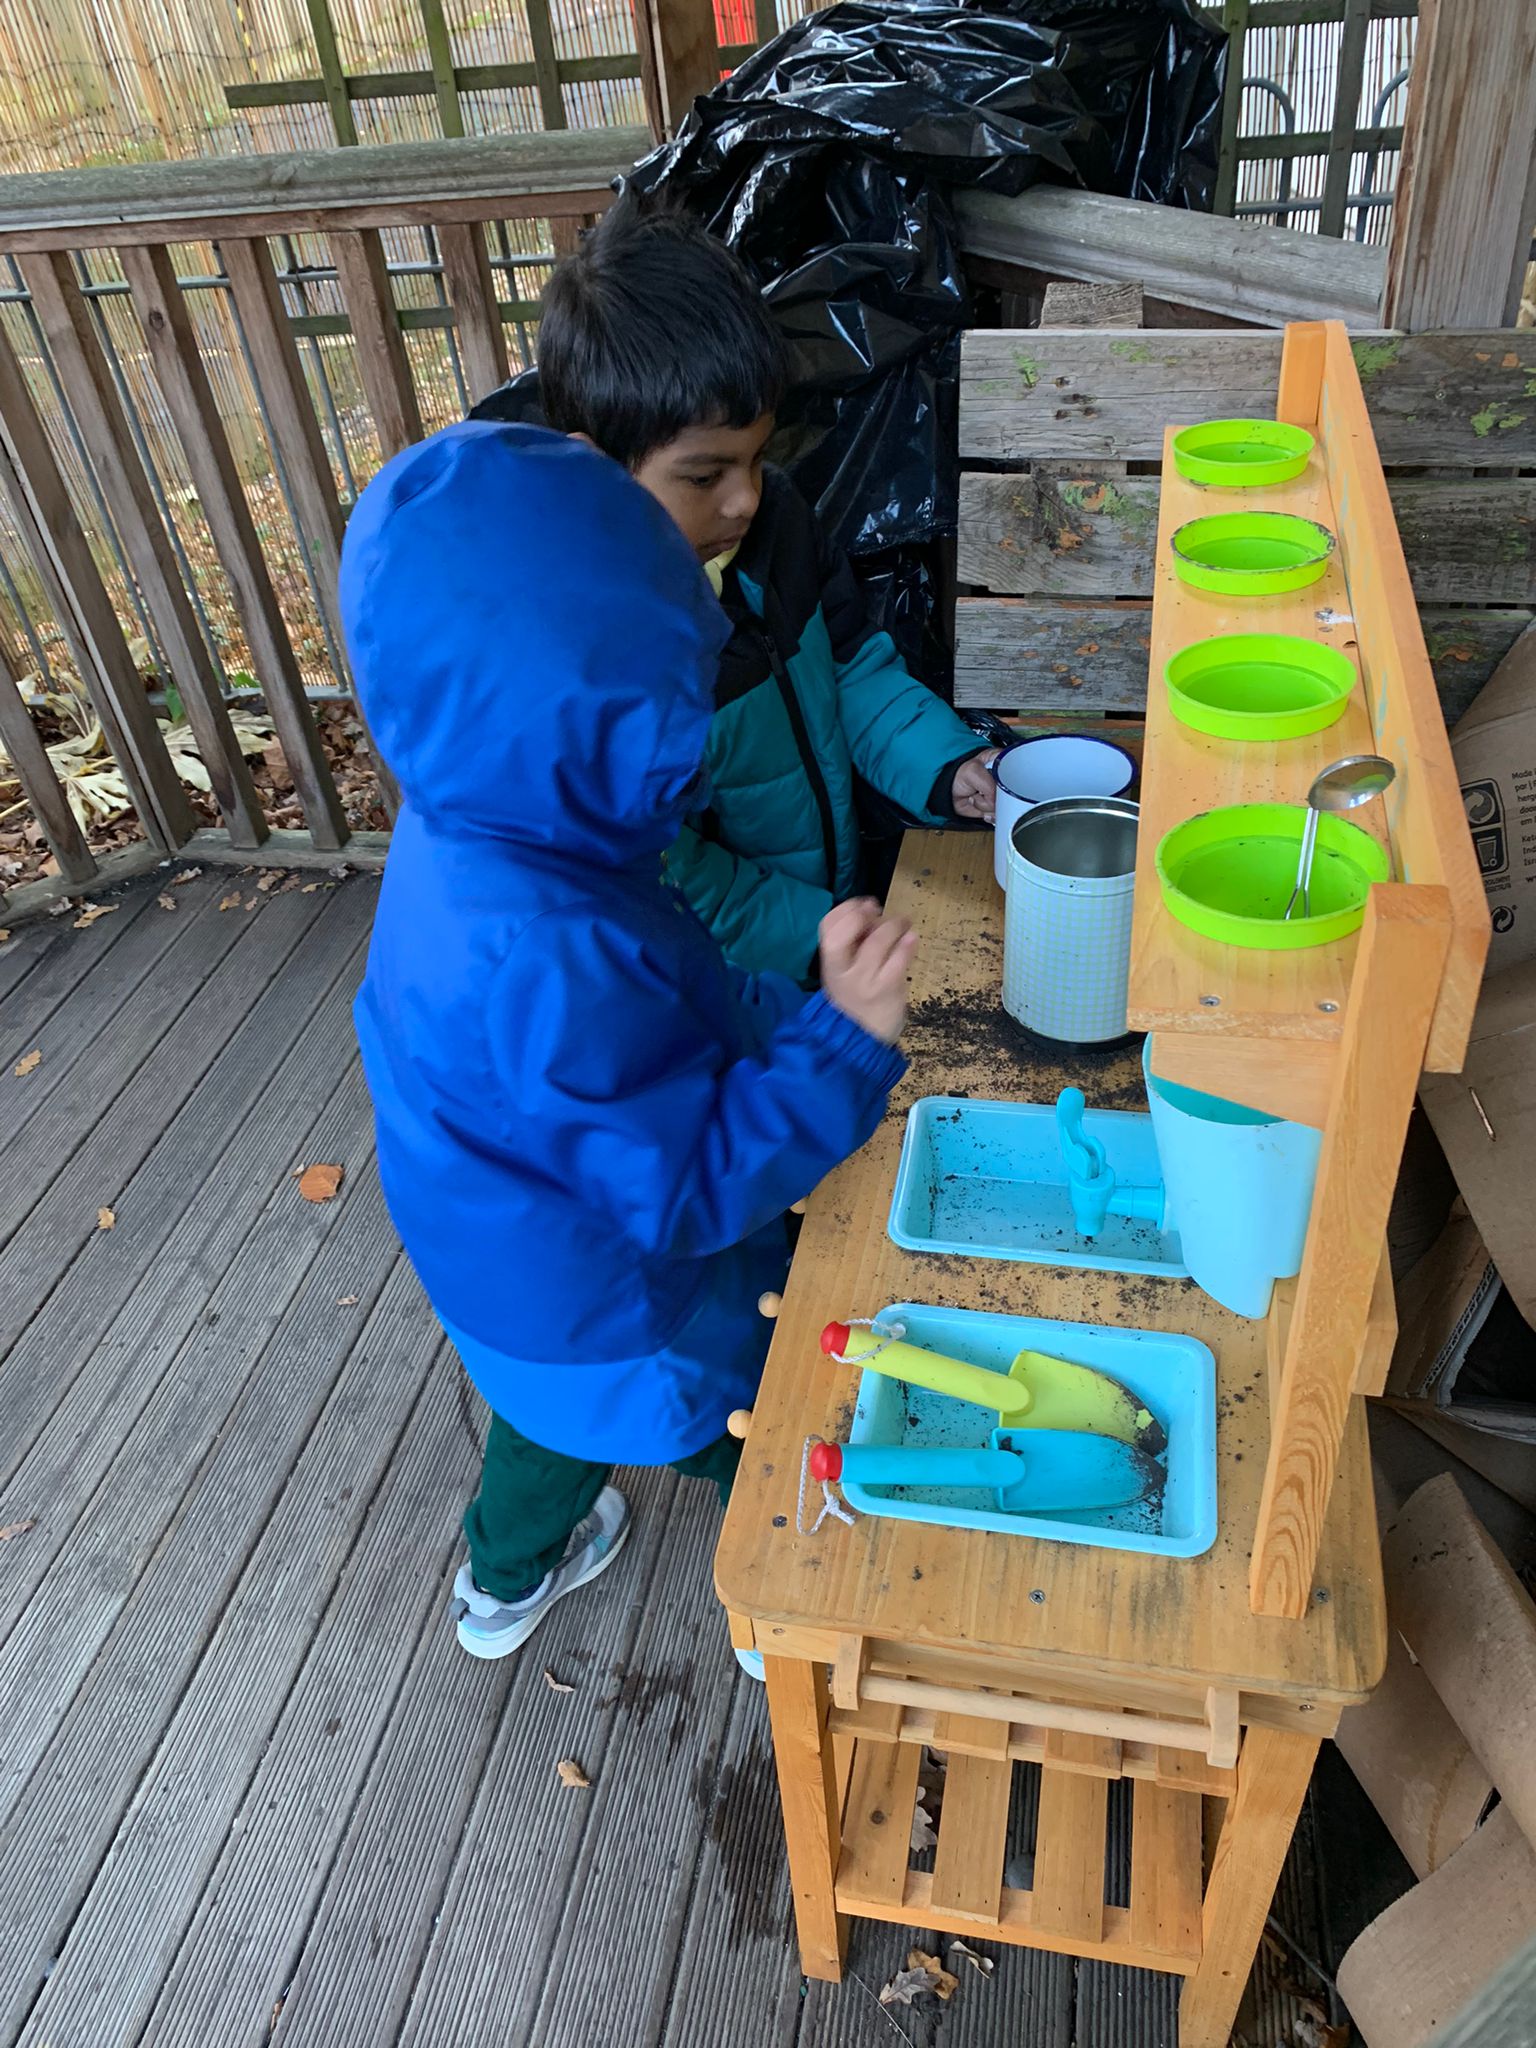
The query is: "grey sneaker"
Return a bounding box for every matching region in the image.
[452,1485,630,1661]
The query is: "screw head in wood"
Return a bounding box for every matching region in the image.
[1199,994,1221,1007]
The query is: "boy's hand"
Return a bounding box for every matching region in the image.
[820,899,916,1046]
[951,749,1001,823]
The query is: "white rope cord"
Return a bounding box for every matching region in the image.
[791,1312,911,1535]
[825,1314,907,1367]
[796,1436,858,1535]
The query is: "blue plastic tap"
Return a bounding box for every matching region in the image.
[1056,1088,1168,1238]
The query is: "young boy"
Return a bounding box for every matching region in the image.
[471,195,998,982]
[340,419,916,1660]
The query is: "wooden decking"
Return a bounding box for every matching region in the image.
[0,866,1336,2048]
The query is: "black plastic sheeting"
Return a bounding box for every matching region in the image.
[630,0,1226,679]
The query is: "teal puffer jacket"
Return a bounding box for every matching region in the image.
[667,467,983,978]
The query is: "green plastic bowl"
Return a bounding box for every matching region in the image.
[1171,513,1336,595]
[1164,633,1356,742]
[1156,803,1390,950]
[1172,418,1315,488]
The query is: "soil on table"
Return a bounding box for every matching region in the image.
[905,987,1147,1111]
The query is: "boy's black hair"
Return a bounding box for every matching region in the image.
[536,190,786,470]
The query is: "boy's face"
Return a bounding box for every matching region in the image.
[629,413,775,565]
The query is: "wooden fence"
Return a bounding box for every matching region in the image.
[1210,0,1418,241]
[2,0,1420,247]
[0,8,1529,913]
[0,0,814,175]
[0,129,638,900]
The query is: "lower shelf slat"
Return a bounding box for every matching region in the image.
[1033,1766,1109,1943]
[839,1740,920,1907]
[1130,1779,1205,1958]
[834,1873,1202,1975]
[930,1753,1011,1923]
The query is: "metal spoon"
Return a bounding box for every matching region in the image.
[1283,754,1396,920]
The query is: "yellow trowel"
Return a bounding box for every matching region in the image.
[821,1321,1166,1457]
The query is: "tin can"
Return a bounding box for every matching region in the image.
[1003,796,1139,1049]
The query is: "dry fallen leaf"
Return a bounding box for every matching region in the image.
[73,902,118,929]
[910,1799,937,1853]
[301,883,319,895]
[556,1757,590,1789]
[879,1967,932,2009]
[157,893,177,911]
[336,1294,359,1307]
[244,896,258,911]
[543,1668,575,1694]
[219,892,243,912]
[13,1049,41,1078]
[0,929,11,945]
[170,866,201,886]
[909,1950,958,2002]
[97,1207,116,1231]
[948,1939,994,1978]
[0,1518,37,1542]
[257,871,281,893]
[298,1163,344,1203]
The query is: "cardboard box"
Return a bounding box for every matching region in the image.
[1385,1199,1503,1405]
[1451,622,1536,971]
[1339,1476,1536,2047]
[1337,1806,1536,2048]
[1420,961,1536,1344]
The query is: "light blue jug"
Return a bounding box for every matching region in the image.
[1142,1037,1321,1319]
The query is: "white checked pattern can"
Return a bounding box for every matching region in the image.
[1003,796,1139,1048]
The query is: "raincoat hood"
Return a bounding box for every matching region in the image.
[339,421,730,864]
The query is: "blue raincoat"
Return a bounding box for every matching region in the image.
[342,422,906,1461]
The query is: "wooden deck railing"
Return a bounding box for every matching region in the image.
[0,130,641,900]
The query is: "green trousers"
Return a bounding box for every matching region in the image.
[464,1412,743,1601]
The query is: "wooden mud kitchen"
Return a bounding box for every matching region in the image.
[717,321,1491,2045]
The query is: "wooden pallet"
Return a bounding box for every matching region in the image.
[954,326,1536,723]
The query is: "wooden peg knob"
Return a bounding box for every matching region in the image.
[758,1290,783,1319]
[726,1408,754,1440]
[789,1199,807,1215]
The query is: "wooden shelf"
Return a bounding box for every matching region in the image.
[1127,322,1488,1129]
[1128,449,1384,1052]
[835,1736,1205,1972]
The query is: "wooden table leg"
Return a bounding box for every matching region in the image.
[763,1654,848,1981]
[1179,1725,1320,2048]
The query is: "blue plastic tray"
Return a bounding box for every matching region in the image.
[845,1301,1217,1558]
[889,1096,1188,1278]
